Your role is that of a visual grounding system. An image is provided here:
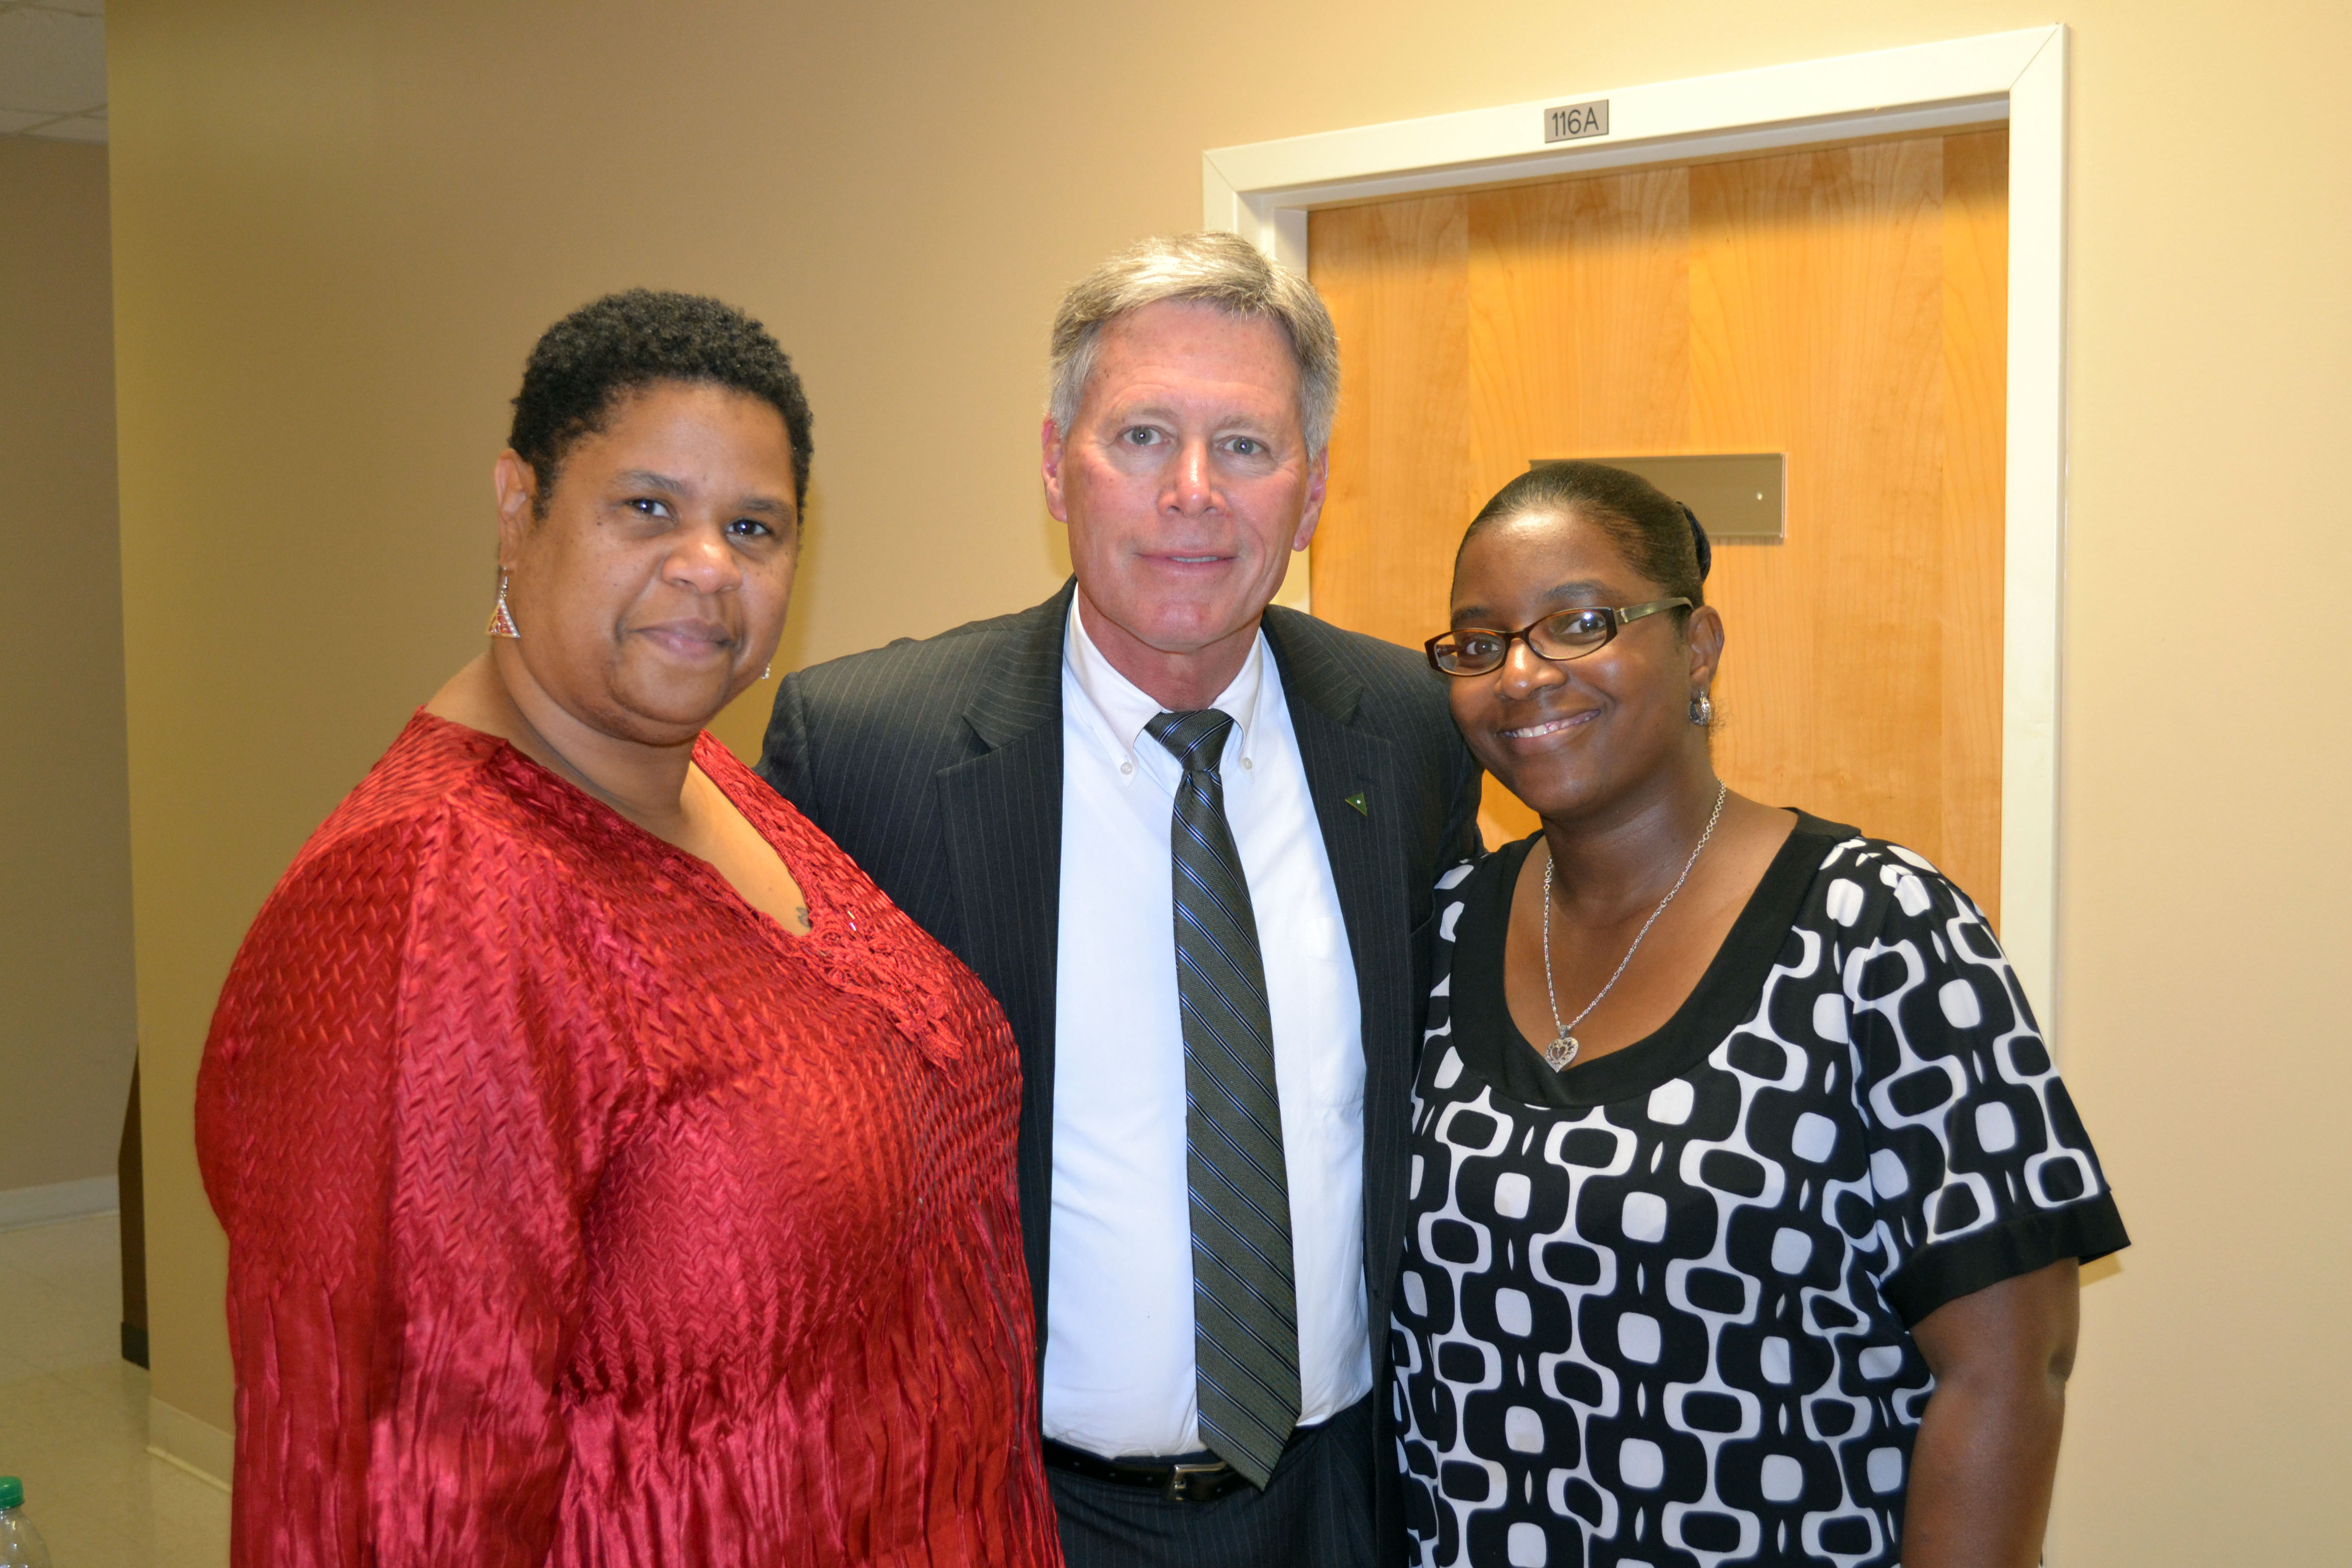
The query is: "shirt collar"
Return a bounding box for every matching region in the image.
[1065,595,1266,771]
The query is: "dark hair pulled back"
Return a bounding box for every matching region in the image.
[1458,461,1711,619]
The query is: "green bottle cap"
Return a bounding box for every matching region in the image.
[0,1475,20,1509]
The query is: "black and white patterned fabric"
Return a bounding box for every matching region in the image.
[1392,815,2127,1568]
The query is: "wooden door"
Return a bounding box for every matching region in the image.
[1309,129,2008,920]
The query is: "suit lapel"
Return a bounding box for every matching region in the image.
[1263,612,1416,1364]
[934,580,1074,1339]
[1264,607,1411,1028]
[1265,611,1402,976]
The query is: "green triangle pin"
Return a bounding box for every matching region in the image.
[1344,791,1369,817]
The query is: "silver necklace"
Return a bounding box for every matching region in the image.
[1540,781,1729,1070]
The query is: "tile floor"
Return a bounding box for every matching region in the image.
[0,1214,230,1566]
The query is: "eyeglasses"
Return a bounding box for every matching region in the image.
[1424,598,1693,677]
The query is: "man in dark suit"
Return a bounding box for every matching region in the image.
[759,231,1481,1567]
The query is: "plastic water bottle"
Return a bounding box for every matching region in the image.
[0,1477,51,1568]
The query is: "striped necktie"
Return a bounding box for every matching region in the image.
[1144,708,1300,1488]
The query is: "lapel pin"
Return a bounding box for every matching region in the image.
[1345,791,1368,817]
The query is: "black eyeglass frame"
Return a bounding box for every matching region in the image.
[1424,597,1695,677]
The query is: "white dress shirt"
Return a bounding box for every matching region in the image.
[1042,598,1370,1459]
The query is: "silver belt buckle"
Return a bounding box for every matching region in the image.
[1164,1459,1228,1502]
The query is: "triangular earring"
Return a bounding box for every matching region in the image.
[486,568,520,638]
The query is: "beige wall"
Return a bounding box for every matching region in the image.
[0,137,137,1197]
[107,0,2350,1557]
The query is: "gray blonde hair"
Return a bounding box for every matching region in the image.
[1047,231,1340,454]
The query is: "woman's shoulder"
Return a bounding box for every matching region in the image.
[1427,813,1992,952]
[1433,834,1536,942]
[269,712,593,919]
[695,731,846,874]
[1776,813,1995,941]
[698,731,923,936]
[695,733,1015,1068]
[208,719,586,1063]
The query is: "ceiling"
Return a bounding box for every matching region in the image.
[1,0,105,143]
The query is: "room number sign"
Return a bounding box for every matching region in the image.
[1542,100,1610,142]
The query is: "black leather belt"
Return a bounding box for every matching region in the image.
[1041,1438,1263,1503]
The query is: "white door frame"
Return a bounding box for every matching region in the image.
[1202,26,2071,1035]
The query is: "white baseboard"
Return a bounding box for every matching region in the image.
[148,1397,233,1491]
[0,1174,118,1230]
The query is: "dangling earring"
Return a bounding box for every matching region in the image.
[1689,690,1713,726]
[761,662,773,680]
[486,568,519,639]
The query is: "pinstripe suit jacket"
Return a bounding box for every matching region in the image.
[757,580,1481,1539]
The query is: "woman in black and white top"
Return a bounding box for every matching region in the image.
[1393,462,2126,1568]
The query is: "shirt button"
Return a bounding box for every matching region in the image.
[1241,756,1254,770]
[1119,760,1134,775]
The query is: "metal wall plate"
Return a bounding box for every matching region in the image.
[1542,99,1610,142]
[1530,453,1785,542]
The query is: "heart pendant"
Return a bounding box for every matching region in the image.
[1545,1033,1581,1071]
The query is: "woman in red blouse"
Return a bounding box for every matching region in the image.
[197,291,1061,1567]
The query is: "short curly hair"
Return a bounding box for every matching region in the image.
[508,289,814,515]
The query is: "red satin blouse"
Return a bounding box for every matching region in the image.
[197,712,1060,1567]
